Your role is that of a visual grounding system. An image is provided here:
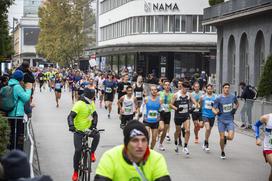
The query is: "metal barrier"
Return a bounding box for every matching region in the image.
[24,115,41,177]
[5,116,41,177]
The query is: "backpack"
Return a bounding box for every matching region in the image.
[248,85,258,100]
[0,85,17,112]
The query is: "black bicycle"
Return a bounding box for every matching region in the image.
[78,128,105,181]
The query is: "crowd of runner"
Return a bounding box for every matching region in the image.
[1,64,271,181]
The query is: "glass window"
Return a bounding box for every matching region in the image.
[192,15,197,32]
[130,17,133,34]
[169,15,174,32]
[112,56,118,75]
[212,26,217,32]
[205,25,211,33]
[156,16,163,33]
[150,16,154,32]
[198,15,203,32]
[175,15,180,32]
[145,16,150,32]
[133,17,138,33]
[181,15,186,32]
[138,16,144,33]
[163,16,168,32]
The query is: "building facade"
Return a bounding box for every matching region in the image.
[12,0,44,67]
[95,0,217,80]
[203,0,272,93]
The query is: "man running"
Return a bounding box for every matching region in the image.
[255,113,272,181]
[117,86,137,129]
[200,84,217,152]
[212,83,239,159]
[171,81,198,156]
[117,74,131,117]
[103,73,117,118]
[67,88,100,181]
[133,75,145,119]
[191,82,204,144]
[142,85,161,149]
[94,120,171,181]
[97,74,105,108]
[158,80,173,151]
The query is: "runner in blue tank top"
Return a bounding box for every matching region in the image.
[199,84,217,152]
[212,83,239,159]
[143,85,161,149]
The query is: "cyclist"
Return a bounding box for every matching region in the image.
[117,85,137,129]
[67,88,100,181]
[94,120,171,181]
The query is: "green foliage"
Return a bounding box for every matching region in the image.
[0,114,10,157]
[0,0,14,60]
[257,55,272,97]
[37,0,96,66]
[209,0,224,6]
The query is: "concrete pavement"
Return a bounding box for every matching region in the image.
[32,87,270,181]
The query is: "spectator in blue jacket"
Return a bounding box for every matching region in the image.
[8,70,32,150]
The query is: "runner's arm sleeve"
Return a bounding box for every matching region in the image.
[67,111,77,131]
[254,120,263,139]
[91,111,98,129]
[94,175,112,181]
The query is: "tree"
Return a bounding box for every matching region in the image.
[0,114,10,156]
[37,0,95,66]
[257,55,272,98]
[209,0,224,6]
[0,0,14,60]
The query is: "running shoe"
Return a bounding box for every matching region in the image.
[166,135,171,142]
[205,146,210,152]
[91,152,96,162]
[240,124,246,128]
[158,144,165,151]
[174,146,179,153]
[221,151,226,159]
[72,171,78,181]
[183,147,190,157]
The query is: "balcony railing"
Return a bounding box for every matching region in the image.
[203,0,272,21]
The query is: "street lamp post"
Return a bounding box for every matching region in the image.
[12,17,18,67]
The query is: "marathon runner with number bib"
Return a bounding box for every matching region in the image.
[103,73,117,119]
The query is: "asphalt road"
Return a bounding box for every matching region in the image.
[32,87,269,181]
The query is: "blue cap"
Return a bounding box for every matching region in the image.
[12,70,24,81]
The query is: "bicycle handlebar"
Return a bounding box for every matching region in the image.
[75,128,105,135]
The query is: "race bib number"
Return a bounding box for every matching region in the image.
[105,87,112,93]
[135,91,142,98]
[125,107,132,113]
[179,104,188,113]
[223,103,233,113]
[205,101,213,110]
[148,110,158,119]
[55,83,61,89]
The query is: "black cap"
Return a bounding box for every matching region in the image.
[83,88,95,100]
[1,150,30,180]
[123,120,149,146]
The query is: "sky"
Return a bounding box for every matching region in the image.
[7,0,24,30]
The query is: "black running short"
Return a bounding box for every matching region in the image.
[160,112,171,125]
[192,112,202,121]
[104,93,114,102]
[55,89,62,93]
[143,121,159,129]
[174,117,189,126]
[202,116,215,127]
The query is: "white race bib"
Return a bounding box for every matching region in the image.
[179,104,188,113]
[162,104,169,112]
[205,100,213,110]
[223,103,233,113]
[55,83,61,89]
[135,91,142,98]
[106,87,112,93]
[147,110,158,119]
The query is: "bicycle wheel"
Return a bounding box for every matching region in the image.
[78,151,87,181]
[86,152,92,181]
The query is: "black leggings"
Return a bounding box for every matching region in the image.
[8,118,24,150]
[73,131,100,171]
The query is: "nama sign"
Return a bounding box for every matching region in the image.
[144,1,180,12]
